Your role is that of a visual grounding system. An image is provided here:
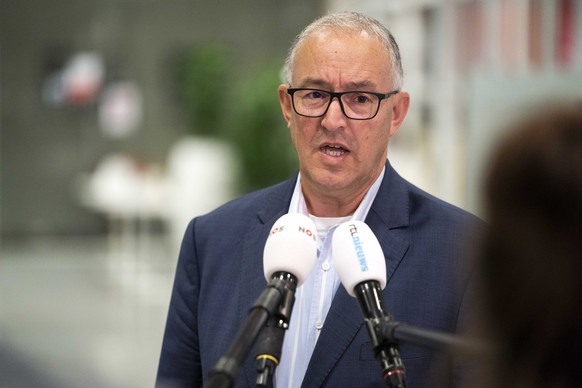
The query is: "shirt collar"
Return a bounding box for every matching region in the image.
[288,166,386,223]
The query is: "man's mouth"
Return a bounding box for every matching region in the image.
[321,144,349,157]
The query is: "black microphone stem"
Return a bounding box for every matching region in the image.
[255,272,298,387]
[204,276,290,388]
[255,320,285,387]
[354,282,491,388]
[355,281,406,388]
[382,320,490,356]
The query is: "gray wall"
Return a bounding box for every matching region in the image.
[1,0,321,236]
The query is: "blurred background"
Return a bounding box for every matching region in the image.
[0,0,580,387]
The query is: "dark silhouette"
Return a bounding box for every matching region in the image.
[478,101,582,387]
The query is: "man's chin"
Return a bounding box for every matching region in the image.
[310,172,351,193]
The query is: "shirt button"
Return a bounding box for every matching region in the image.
[321,262,330,271]
[315,320,323,330]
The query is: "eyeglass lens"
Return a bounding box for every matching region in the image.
[293,90,380,119]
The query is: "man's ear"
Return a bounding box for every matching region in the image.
[389,91,410,136]
[278,84,293,127]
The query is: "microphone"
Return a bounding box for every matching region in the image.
[255,213,317,386]
[204,213,317,388]
[262,212,317,286]
[333,221,406,388]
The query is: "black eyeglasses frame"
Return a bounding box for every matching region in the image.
[286,88,400,120]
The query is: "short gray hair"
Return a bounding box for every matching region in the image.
[283,11,403,90]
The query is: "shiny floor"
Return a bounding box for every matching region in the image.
[0,234,178,388]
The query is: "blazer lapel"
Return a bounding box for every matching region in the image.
[236,177,297,387]
[301,162,411,387]
[300,285,365,387]
[366,162,411,283]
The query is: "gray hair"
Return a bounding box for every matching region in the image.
[283,11,403,90]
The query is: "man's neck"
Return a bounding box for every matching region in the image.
[302,186,368,217]
[295,164,387,218]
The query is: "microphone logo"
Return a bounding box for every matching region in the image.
[263,213,318,287]
[348,223,369,272]
[269,222,316,242]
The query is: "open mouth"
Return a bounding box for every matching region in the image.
[321,144,348,157]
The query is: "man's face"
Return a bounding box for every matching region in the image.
[279,30,409,206]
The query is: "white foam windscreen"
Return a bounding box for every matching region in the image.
[263,213,318,286]
[332,221,387,297]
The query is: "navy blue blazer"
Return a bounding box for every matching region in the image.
[157,162,479,388]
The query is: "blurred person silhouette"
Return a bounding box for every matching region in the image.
[477,101,582,387]
[157,11,481,388]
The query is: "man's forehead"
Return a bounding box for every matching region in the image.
[303,28,379,47]
[294,29,387,65]
[291,31,391,89]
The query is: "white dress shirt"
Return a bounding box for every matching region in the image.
[275,167,385,388]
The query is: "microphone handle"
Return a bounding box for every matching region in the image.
[255,319,286,387]
[206,307,272,388]
[355,281,407,388]
[205,285,283,388]
[255,272,298,387]
[383,320,491,355]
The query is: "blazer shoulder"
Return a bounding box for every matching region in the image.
[406,180,481,224]
[375,163,482,230]
[195,175,297,227]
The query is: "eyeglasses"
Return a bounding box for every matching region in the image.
[287,88,399,120]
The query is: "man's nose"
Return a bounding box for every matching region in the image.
[321,97,347,128]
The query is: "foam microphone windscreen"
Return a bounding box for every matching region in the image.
[263,213,318,287]
[332,221,387,297]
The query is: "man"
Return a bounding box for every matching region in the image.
[157,11,479,388]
